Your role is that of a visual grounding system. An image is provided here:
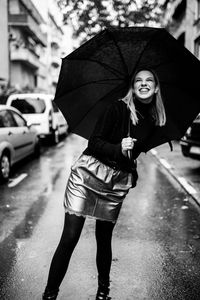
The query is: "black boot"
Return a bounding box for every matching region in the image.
[42,287,59,300]
[95,280,111,300]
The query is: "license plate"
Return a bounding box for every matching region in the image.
[190,146,200,155]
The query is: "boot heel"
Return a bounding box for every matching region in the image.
[42,288,59,300]
[96,283,111,300]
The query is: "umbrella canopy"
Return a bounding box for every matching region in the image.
[54,26,200,150]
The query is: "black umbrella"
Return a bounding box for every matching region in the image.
[54,26,200,150]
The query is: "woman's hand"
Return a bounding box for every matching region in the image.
[121,137,137,157]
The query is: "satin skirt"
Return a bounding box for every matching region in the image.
[64,154,133,223]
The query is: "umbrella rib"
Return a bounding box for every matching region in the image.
[68,57,125,78]
[71,83,125,133]
[106,30,129,76]
[63,78,124,95]
[131,30,163,77]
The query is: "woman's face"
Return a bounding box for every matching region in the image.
[133,70,158,104]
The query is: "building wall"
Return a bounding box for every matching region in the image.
[185,0,197,53]
[10,62,35,89]
[0,0,9,90]
[8,0,48,92]
[163,0,200,58]
[0,0,72,95]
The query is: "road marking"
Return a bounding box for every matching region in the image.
[177,177,197,195]
[150,151,198,197]
[8,173,28,187]
[159,158,171,170]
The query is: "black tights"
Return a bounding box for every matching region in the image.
[46,213,115,290]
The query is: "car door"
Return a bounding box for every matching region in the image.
[1,109,28,163]
[52,100,67,134]
[10,110,35,158]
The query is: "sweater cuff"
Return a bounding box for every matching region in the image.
[114,143,130,163]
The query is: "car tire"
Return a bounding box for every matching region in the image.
[181,145,189,157]
[51,128,59,144]
[0,152,10,182]
[33,138,41,158]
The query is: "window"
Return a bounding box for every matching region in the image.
[197,0,200,19]
[194,37,200,59]
[0,112,4,127]
[11,111,26,127]
[10,98,46,114]
[0,110,16,127]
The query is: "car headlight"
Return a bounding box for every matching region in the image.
[186,127,191,136]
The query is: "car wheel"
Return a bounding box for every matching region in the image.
[33,138,41,158]
[181,145,189,157]
[51,128,59,144]
[0,152,10,182]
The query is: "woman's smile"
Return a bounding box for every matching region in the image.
[133,70,157,104]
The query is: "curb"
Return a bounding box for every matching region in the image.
[150,149,200,206]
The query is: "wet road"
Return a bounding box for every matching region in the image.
[0,135,200,299]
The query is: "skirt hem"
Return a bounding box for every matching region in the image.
[64,207,116,223]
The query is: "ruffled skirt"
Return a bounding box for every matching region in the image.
[64,154,133,223]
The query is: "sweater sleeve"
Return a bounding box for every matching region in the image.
[87,102,123,161]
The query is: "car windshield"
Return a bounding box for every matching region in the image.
[10,98,46,114]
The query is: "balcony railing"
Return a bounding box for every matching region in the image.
[10,47,40,69]
[8,14,47,47]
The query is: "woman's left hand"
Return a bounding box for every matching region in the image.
[121,137,137,157]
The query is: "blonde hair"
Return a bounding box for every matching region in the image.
[121,70,166,127]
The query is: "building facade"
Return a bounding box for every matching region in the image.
[8,0,48,91]
[162,0,200,59]
[47,12,65,94]
[0,0,70,95]
[0,0,9,92]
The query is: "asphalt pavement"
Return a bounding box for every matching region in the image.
[1,136,200,300]
[151,140,200,207]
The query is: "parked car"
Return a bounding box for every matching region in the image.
[4,93,68,144]
[180,113,200,159]
[0,105,40,181]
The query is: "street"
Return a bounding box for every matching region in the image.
[0,135,200,300]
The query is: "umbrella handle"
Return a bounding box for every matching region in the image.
[127,149,132,159]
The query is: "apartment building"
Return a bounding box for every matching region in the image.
[162,0,200,59]
[47,12,65,94]
[0,0,9,92]
[0,0,68,95]
[8,0,48,91]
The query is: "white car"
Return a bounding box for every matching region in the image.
[0,105,40,181]
[5,93,68,143]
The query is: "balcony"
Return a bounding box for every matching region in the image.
[51,72,59,85]
[51,34,61,49]
[8,14,47,46]
[10,47,40,70]
[51,55,61,68]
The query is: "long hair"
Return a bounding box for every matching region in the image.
[121,69,166,127]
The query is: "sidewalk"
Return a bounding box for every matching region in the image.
[151,140,200,206]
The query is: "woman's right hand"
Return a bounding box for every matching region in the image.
[121,137,137,157]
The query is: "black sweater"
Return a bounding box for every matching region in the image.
[83,100,155,174]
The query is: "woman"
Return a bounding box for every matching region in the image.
[42,69,166,300]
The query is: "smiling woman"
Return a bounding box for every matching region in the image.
[121,69,166,127]
[133,70,158,103]
[42,69,167,300]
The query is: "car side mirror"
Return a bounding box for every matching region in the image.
[26,121,32,128]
